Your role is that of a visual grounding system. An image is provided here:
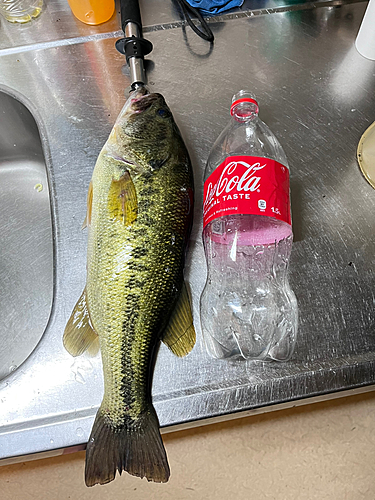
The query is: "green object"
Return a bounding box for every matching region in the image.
[64,88,196,487]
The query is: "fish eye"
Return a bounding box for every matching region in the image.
[157,108,169,118]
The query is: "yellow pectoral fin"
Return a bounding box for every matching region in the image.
[82,181,93,230]
[63,288,99,357]
[162,282,196,357]
[108,171,138,226]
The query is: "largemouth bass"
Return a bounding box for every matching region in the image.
[63,88,195,486]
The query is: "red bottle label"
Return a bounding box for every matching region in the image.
[203,156,291,228]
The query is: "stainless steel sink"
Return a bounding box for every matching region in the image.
[0,0,375,467]
[0,89,53,381]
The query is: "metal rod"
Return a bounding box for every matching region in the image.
[124,22,146,88]
[124,22,140,39]
[118,0,152,90]
[128,57,146,88]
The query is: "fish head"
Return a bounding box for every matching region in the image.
[109,89,182,172]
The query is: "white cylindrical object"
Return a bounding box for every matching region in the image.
[355,0,375,60]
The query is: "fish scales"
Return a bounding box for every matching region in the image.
[88,151,191,423]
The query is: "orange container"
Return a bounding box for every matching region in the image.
[67,0,115,25]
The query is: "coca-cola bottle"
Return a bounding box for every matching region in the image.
[200,90,298,361]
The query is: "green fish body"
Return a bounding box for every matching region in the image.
[64,89,195,486]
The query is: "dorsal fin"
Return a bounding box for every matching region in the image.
[82,181,93,230]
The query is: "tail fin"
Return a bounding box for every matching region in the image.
[85,406,170,487]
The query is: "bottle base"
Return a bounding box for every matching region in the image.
[203,337,296,362]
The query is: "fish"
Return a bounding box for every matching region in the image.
[63,88,195,487]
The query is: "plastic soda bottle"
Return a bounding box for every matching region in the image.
[200,91,298,361]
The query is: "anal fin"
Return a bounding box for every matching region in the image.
[162,282,196,357]
[63,288,99,357]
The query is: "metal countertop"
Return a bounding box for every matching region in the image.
[0,0,374,463]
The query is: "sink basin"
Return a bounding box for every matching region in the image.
[0,90,53,381]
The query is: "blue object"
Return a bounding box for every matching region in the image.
[185,0,244,15]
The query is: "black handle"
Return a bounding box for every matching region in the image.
[120,0,142,33]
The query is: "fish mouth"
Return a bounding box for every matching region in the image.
[130,90,160,113]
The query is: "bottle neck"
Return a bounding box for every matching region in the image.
[231,92,259,123]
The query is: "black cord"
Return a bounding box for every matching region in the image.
[174,0,214,42]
